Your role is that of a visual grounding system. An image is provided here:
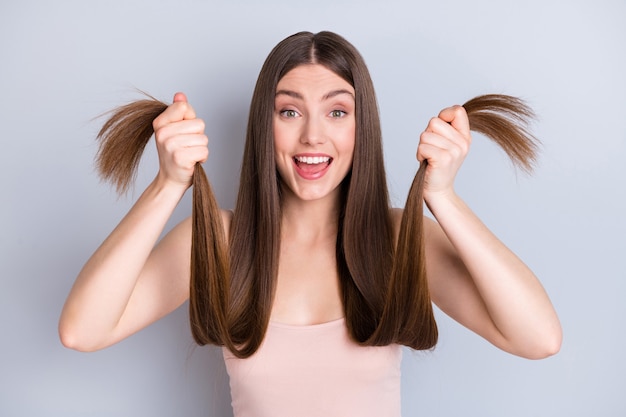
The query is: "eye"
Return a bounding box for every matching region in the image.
[280,109,299,118]
[330,110,347,118]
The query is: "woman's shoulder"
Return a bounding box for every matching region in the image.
[221,208,234,243]
[389,207,440,243]
[166,208,233,243]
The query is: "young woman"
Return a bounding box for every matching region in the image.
[59,31,561,416]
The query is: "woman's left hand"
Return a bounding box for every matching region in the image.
[417,105,471,200]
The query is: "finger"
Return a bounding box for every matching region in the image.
[417,130,466,163]
[425,116,462,139]
[419,125,464,154]
[172,92,195,120]
[171,145,210,168]
[173,92,188,103]
[157,118,206,138]
[160,136,209,176]
[419,130,455,149]
[416,141,453,166]
[161,133,209,153]
[438,105,470,138]
[179,133,209,149]
[417,131,450,160]
[424,115,471,155]
[153,100,197,130]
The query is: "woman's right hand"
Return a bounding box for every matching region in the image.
[152,92,209,192]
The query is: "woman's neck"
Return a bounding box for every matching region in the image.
[280,187,341,243]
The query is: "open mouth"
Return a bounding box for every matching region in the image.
[293,155,333,177]
[294,155,332,165]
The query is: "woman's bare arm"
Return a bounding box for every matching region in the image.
[59,184,192,351]
[59,93,217,351]
[407,105,561,359]
[423,207,561,359]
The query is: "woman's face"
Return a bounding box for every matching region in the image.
[273,64,356,203]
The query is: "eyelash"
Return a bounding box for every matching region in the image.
[278,109,348,118]
[329,110,347,118]
[280,109,299,118]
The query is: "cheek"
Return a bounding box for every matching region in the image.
[273,119,296,152]
[273,130,287,157]
[272,130,291,175]
[340,125,356,156]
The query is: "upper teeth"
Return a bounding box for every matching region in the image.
[295,156,330,164]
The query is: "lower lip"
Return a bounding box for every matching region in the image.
[293,160,332,180]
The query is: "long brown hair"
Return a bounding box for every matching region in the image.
[95,31,538,358]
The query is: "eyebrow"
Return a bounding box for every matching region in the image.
[275,89,355,101]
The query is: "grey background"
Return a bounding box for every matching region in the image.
[1,0,624,416]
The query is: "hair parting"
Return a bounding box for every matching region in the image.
[94,32,539,359]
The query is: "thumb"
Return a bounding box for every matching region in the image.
[439,105,470,139]
[171,92,195,120]
[173,92,188,103]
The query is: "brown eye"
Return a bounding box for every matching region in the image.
[330,110,346,118]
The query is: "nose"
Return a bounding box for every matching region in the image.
[300,116,326,145]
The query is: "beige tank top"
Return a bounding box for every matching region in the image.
[223,317,402,417]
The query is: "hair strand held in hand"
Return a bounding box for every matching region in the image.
[95,97,168,194]
[93,36,540,359]
[379,93,540,350]
[463,94,539,173]
[94,94,234,354]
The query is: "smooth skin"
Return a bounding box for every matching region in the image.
[271,65,355,325]
[59,65,561,359]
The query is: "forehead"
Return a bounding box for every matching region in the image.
[276,64,354,96]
